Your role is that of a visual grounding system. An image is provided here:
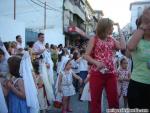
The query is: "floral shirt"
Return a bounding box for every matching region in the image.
[118,68,130,81]
[90,36,117,74]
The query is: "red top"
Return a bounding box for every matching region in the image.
[90,36,117,74]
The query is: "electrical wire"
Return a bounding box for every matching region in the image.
[30,0,62,12]
[35,0,61,11]
[25,0,39,12]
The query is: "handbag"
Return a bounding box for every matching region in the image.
[53,92,63,108]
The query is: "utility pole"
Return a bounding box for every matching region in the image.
[62,0,65,34]
[14,0,16,20]
[44,1,46,29]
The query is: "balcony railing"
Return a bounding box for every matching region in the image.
[70,0,85,14]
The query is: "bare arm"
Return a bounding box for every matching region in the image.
[72,72,83,85]
[17,79,26,98]
[3,80,9,96]
[2,86,9,96]
[127,29,144,51]
[9,79,26,99]
[114,38,126,50]
[118,75,123,81]
[58,73,62,92]
[72,72,82,82]
[113,23,126,50]
[0,78,9,96]
[84,74,90,83]
[127,11,150,51]
[126,72,131,81]
[33,49,45,55]
[84,37,105,69]
[124,49,132,58]
[37,77,44,88]
[32,44,45,55]
[117,71,123,81]
[85,38,97,65]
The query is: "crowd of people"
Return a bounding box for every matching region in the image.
[0,7,150,113]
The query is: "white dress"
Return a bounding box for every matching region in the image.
[0,83,8,113]
[61,70,75,96]
[55,56,70,92]
[81,82,91,101]
[39,60,55,102]
[20,52,39,113]
[43,50,54,85]
[35,76,48,110]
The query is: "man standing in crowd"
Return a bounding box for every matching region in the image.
[16,35,24,54]
[33,32,54,83]
[32,33,45,58]
[33,32,55,101]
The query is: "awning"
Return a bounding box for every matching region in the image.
[68,26,87,38]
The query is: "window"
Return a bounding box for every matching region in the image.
[137,7,142,17]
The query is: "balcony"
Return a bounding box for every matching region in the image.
[64,0,85,21]
[72,0,85,14]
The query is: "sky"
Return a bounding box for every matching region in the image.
[87,0,136,28]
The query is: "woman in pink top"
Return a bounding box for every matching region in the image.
[85,18,126,113]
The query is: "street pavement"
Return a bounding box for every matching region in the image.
[48,94,88,113]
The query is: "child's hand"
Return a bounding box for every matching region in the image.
[40,49,45,53]
[95,61,105,70]
[76,58,80,62]
[6,80,13,89]
[46,63,50,68]
[124,76,130,81]
[82,55,86,59]
[2,79,8,87]
[37,83,43,89]
[79,79,83,85]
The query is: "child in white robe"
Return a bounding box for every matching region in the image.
[0,78,8,113]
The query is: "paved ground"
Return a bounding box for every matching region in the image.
[48,94,88,113]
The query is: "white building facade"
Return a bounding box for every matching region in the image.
[130,0,150,32]
[0,0,64,46]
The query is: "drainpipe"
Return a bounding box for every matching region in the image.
[63,0,67,46]
[14,0,16,20]
[44,1,46,29]
[62,0,65,34]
